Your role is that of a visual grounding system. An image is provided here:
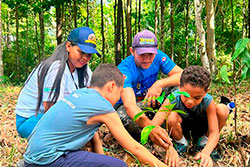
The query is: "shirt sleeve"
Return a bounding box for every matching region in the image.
[203,94,213,110]
[157,50,176,75]
[118,59,134,88]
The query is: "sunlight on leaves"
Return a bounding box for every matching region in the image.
[141,125,156,145]
[232,38,249,60]
[156,91,166,104]
[220,65,230,84]
[163,103,176,110]
[172,110,187,115]
[167,93,175,102]
[133,110,147,122]
[175,91,190,97]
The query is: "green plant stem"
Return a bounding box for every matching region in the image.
[233,60,246,167]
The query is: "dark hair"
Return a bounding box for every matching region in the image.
[90,64,124,88]
[23,42,89,115]
[180,66,211,90]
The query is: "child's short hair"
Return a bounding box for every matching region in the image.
[180,66,211,90]
[90,64,124,88]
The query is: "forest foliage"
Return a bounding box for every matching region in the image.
[0,0,249,84]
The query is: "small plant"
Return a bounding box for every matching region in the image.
[0,72,15,84]
[220,37,250,167]
[133,91,190,145]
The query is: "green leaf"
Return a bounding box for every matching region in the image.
[142,107,154,111]
[240,66,248,81]
[140,125,156,145]
[241,66,250,81]
[175,91,190,97]
[133,110,147,122]
[242,50,250,68]
[163,103,176,110]
[156,91,166,104]
[232,38,249,60]
[172,110,187,115]
[220,65,230,84]
[167,93,176,102]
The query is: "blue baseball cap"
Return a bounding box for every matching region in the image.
[67,27,101,57]
[132,30,158,55]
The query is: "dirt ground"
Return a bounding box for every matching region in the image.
[0,83,249,167]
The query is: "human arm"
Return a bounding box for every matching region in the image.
[88,112,169,166]
[121,87,172,148]
[194,100,219,167]
[165,145,183,167]
[145,65,183,107]
[43,102,54,112]
[90,132,104,154]
[153,99,183,167]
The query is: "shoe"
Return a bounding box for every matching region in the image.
[173,142,188,156]
[197,138,220,161]
[220,96,235,114]
[220,96,231,105]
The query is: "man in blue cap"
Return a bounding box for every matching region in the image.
[116,29,183,151]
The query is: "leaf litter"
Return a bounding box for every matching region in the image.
[0,83,249,166]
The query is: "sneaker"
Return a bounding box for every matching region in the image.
[173,142,188,156]
[197,138,220,161]
[220,96,235,114]
[220,96,231,105]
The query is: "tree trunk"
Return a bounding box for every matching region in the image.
[6,9,10,50]
[0,0,3,78]
[170,0,174,60]
[160,0,165,52]
[242,0,246,37]
[126,0,131,57]
[138,0,141,32]
[121,1,125,59]
[101,0,105,62]
[134,0,138,35]
[206,0,216,75]
[86,0,89,27]
[39,10,45,59]
[73,0,77,28]
[195,28,197,60]
[249,0,250,38]
[115,0,122,65]
[154,0,158,35]
[35,18,41,61]
[25,17,29,78]
[231,0,235,53]
[56,4,62,45]
[194,0,210,72]
[185,0,189,67]
[114,0,117,60]
[15,5,20,80]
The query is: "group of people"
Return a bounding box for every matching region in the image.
[15,26,232,167]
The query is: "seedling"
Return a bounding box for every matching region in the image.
[133,91,190,145]
[220,37,250,167]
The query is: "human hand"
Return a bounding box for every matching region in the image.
[165,147,185,167]
[194,152,213,167]
[144,82,162,107]
[149,126,173,149]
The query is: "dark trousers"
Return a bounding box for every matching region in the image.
[25,150,127,167]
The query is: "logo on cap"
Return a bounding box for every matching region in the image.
[85,33,97,46]
[139,38,155,45]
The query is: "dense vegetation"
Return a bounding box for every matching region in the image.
[0,0,249,84]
